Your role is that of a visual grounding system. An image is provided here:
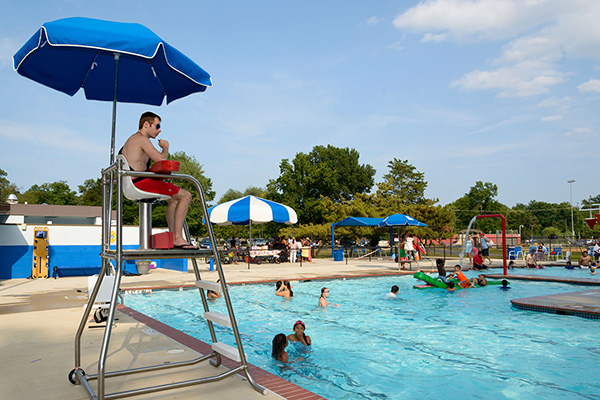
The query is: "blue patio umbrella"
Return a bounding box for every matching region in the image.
[13,17,212,162]
[379,214,428,263]
[378,213,428,228]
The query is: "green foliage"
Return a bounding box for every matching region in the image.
[541,226,562,237]
[219,189,243,203]
[21,180,78,205]
[267,145,375,224]
[0,168,20,202]
[150,151,215,236]
[376,158,430,204]
[449,181,506,232]
[78,178,103,206]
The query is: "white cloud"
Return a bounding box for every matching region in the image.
[422,32,448,43]
[366,16,383,25]
[393,0,554,42]
[541,115,562,122]
[537,96,573,108]
[578,79,600,93]
[0,121,105,156]
[451,62,565,97]
[564,127,593,137]
[394,0,600,98]
[0,37,20,67]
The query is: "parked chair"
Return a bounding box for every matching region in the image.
[509,246,523,260]
[551,247,563,260]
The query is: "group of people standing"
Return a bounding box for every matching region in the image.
[463,232,493,269]
[270,236,313,263]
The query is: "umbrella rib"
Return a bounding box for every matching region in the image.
[80,50,103,90]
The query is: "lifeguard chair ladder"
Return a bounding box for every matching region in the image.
[70,156,266,399]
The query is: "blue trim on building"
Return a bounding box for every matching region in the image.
[1,245,187,279]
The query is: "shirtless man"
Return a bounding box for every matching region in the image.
[578,251,593,269]
[120,111,195,249]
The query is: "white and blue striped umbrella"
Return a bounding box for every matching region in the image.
[207,195,297,226]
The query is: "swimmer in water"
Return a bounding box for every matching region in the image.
[287,320,311,346]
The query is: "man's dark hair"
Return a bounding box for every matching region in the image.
[139,111,161,129]
[391,285,399,293]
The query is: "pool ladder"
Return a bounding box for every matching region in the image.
[70,157,266,399]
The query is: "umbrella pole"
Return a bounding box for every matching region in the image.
[104,53,121,275]
[110,53,120,164]
[248,221,252,270]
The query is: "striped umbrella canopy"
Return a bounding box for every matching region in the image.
[207,195,297,226]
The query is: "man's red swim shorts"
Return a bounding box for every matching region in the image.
[134,178,180,196]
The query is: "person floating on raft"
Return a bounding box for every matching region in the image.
[413,263,508,289]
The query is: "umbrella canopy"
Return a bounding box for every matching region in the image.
[207,195,298,226]
[13,17,212,162]
[378,214,428,227]
[13,17,212,105]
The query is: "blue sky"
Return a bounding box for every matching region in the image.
[1,0,599,209]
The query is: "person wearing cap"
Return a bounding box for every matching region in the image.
[287,320,311,346]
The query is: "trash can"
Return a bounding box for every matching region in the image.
[136,260,151,274]
[334,249,344,262]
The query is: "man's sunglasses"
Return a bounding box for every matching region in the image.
[154,123,161,129]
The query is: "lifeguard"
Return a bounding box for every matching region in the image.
[120,111,196,250]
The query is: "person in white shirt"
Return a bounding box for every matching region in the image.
[384,285,399,299]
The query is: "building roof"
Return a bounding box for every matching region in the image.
[0,203,114,218]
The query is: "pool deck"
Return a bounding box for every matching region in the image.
[2,256,599,399]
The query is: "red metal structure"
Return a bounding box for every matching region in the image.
[476,214,507,275]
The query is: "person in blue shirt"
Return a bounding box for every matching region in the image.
[479,233,492,265]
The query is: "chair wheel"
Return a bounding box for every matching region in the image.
[68,368,85,385]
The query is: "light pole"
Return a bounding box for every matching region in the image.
[519,225,524,244]
[568,179,576,240]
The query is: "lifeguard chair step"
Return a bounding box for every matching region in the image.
[212,342,242,362]
[204,311,232,327]
[195,280,221,293]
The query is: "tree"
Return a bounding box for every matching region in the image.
[0,168,20,203]
[448,181,506,232]
[267,145,375,224]
[21,181,78,205]
[78,178,103,206]
[376,158,430,204]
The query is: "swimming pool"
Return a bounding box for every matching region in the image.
[123,274,600,399]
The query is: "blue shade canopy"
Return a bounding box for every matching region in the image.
[378,214,428,227]
[207,195,298,226]
[13,17,212,105]
[332,217,385,227]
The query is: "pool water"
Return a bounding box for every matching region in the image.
[123,273,600,399]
